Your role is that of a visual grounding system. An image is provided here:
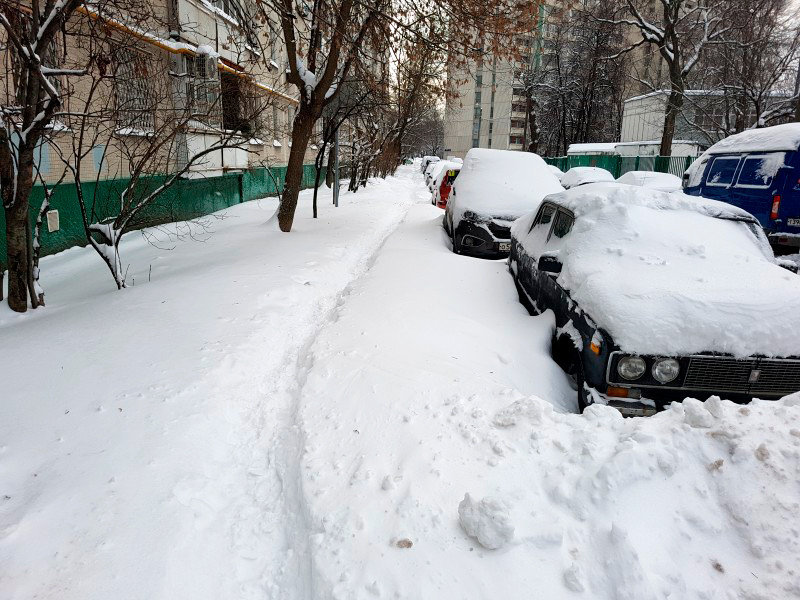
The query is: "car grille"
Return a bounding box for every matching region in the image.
[487,222,511,239]
[683,356,800,396]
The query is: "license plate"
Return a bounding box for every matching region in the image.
[498,242,511,252]
[788,218,800,227]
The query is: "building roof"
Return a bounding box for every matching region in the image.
[566,143,618,154]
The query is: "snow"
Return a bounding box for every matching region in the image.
[755,152,786,181]
[458,494,514,550]
[0,172,421,600]
[616,170,683,192]
[4,164,800,599]
[560,166,615,188]
[547,164,565,180]
[513,183,800,357]
[706,123,800,154]
[195,44,219,59]
[450,148,563,224]
[295,56,317,96]
[566,142,618,154]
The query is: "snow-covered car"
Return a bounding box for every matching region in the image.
[547,165,565,182]
[424,160,442,186]
[616,170,682,192]
[560,166,614,189]
[421,155,440,174]
[427,160,456,194]
[509,182,800,416]
[683,123,800,253]
[444,148,563,258]
[431,162,461,208]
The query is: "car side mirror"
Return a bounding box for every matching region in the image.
[538,254,562,274]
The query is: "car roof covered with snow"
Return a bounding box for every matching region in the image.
[705,123,800,155]
[616,171,683,192]
[560,166,615,189]
[512,183,800,357]
[547,164,565,179]
[432,160,460,186]
[451,148,563,220]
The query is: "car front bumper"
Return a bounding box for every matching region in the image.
[455,220,512,258]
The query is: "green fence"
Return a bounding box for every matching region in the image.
[0,164,322,264]
[544,155,694,178]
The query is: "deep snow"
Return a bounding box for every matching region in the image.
[2,165,800,600]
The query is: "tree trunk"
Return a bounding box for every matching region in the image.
[312,140,328,219]
[660,88,683,157]
[277,107,317,232]
[4,201,33,313]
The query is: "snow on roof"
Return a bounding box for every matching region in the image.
[705,123,800,155]
[560,167,615,189]
[614,140,700,147]
[513,183,800,357]
[451,149,563,221]
[566,143,618,154]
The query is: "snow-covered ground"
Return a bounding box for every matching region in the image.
[2,165,800,600]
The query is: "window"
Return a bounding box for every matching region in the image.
[526,203,557,251]
[531,204,556,231]
[735,153,785,188]
[474,91,482,104]
[549,210,574,240]
[511,119,525,129]
[115,47,155,131]
[706,156,740,187]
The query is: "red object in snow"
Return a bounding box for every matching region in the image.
[437,169,459,209]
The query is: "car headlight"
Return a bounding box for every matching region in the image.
[463,210,477,221]
[617,356,646,380]
[652,358,680,384]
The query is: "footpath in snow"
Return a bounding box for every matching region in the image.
[294,197,800,598]
[0,170,418,600]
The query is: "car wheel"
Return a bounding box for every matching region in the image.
[551,331,578,376]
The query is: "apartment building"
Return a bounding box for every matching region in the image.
[5,0,320,186]
[442,3,559,158]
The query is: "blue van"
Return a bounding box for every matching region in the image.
[683,123,800,253]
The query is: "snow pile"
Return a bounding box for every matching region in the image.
[458,494,514,550]
[514,183,800,357]
[451,148,563,223]
[560,166,615,189]
[706,122,800,154]
[616,170,682,192]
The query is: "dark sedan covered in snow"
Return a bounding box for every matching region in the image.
[509,183,800,416]
[444,148,563,258]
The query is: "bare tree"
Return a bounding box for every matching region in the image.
[255,0,541,232]
[0,0,87,311]
[601,0,729,155]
